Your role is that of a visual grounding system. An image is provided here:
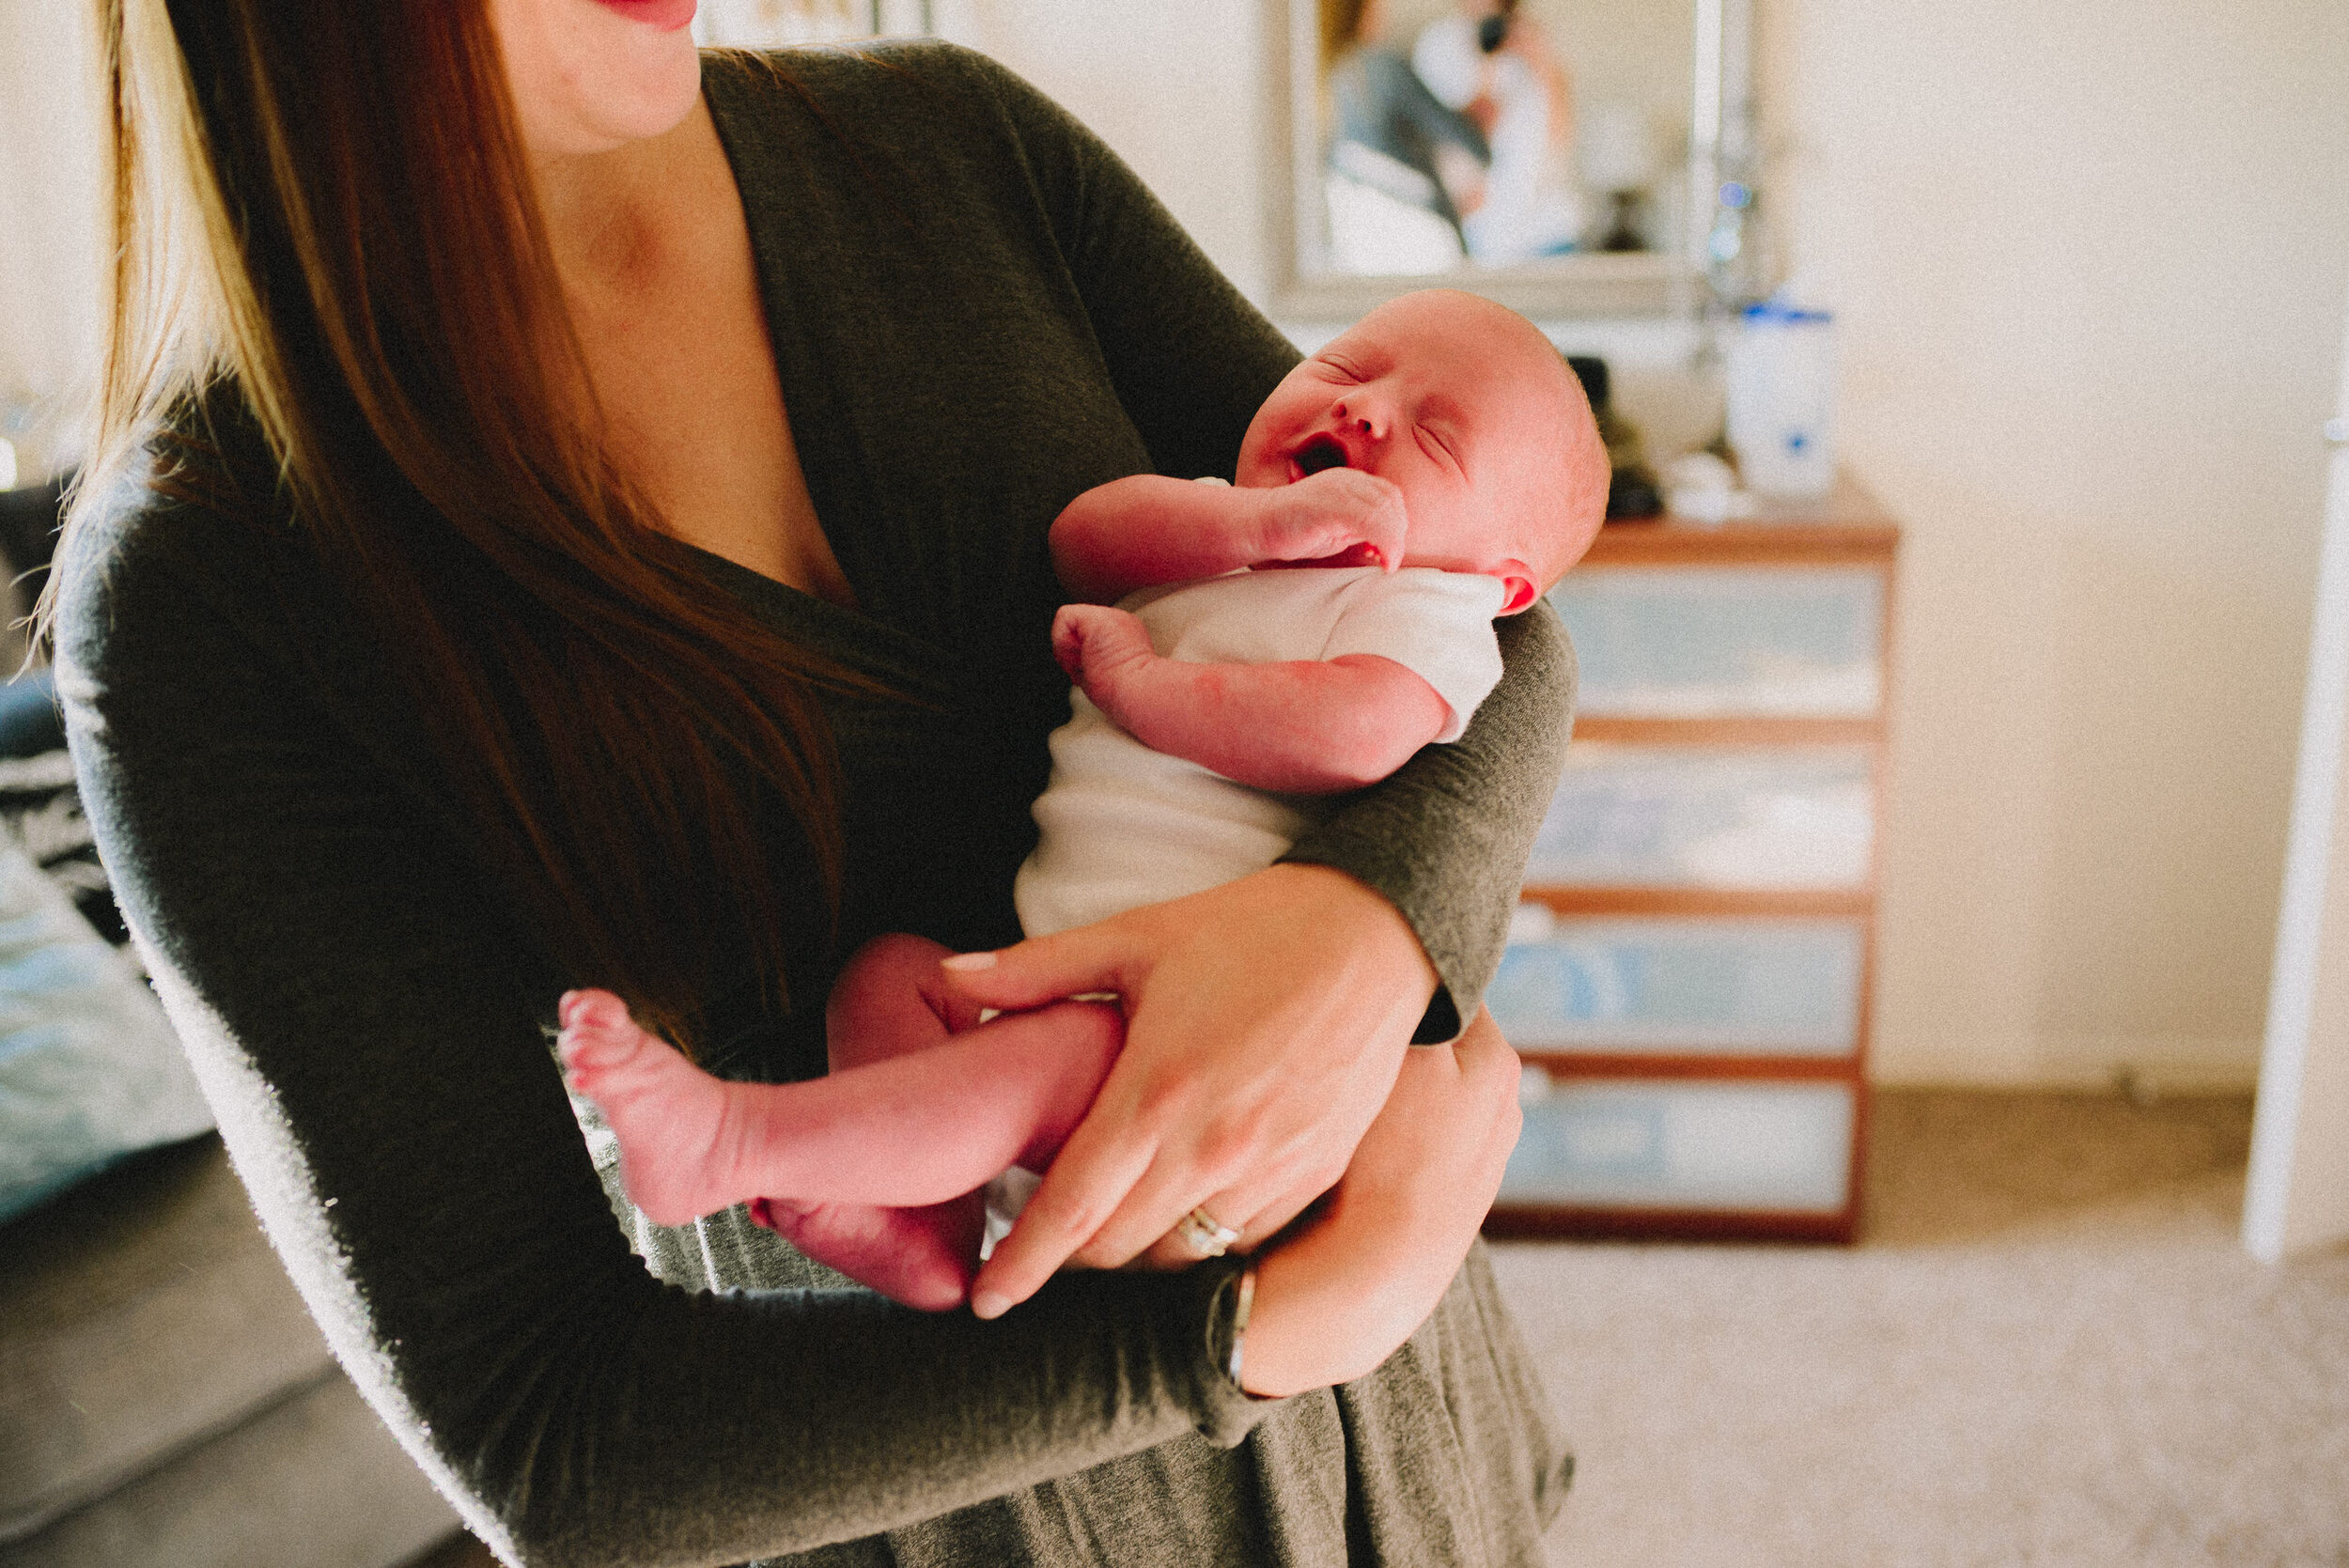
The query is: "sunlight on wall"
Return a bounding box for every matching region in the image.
[972,0,1271,300]
[0,2,105,483]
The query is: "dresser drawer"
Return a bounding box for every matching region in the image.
[1549,567,1884,719]
[1489,911,1863,1055]
[1526,744,1875,889]
[1500,1076,1856,1214]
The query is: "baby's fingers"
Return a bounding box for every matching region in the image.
[1346,475,1410,572]
[1050,604,1156,693]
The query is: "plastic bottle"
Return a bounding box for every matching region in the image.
[1725,301,1837,499]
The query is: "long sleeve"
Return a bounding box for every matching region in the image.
[963,50,1576,1039]
[55,481,1265,1568]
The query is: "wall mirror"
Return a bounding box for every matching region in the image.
[1266,0,1754,320]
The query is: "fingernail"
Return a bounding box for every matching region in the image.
[941,952,998,972]
[972,1290,1010,1320]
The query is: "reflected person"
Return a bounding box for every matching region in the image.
[1322,0,1489,270]
[1412,0,1582,262]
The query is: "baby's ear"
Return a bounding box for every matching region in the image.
[1495,564,1539,615]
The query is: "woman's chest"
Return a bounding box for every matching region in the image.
[570,220,856,606]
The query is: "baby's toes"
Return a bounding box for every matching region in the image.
[557,992,658,1081]
[556,1027,624,1084]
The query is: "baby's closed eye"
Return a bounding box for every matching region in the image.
[1415,425,1463,473]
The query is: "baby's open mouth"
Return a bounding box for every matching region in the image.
[1294,436,1348,475]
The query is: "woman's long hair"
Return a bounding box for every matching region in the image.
[1320,0,1373,72]
[59,0,870,1047]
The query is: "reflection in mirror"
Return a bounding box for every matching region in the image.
[1274,0,1743,320]
[1315,0,1693,276]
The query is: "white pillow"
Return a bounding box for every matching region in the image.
[0,838,212,1223]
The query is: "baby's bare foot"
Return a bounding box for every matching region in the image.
[557,989,743,1227]
[751,1193,985,1312]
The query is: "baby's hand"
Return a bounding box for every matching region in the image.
[1052,603,1160,728]
[1052,602,1152,682]
[1252,468,1408,573]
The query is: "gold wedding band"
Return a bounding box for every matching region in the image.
[1175,1206,1242,1258]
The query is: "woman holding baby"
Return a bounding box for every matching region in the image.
[54,0,1576,1562]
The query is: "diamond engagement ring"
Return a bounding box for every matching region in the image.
[1174,1206,1242,1258]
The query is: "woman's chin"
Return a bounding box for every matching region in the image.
[497,0,706,157]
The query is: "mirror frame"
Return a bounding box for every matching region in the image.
[1260,0,1753,321]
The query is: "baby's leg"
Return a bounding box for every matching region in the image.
[759,934,999,1309]
[786,930,1121,1304]
[825,932,988,1073]
[557,984,1122,1284]
[745,1193,987,1312]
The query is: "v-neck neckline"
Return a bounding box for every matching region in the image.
[691,54,871,628]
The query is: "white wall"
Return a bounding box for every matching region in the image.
[0,0,106,479]
[981,0,2349,1090]
[973,0,1275,300]
[1765,0,2349,1087]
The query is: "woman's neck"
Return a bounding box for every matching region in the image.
[529,101,715,302]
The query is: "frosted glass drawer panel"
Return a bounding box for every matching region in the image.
[1501,1077,1854,1213]
[1489,912,1862,1054]
[1526,745,1874,889]
[1548,567,1884,718]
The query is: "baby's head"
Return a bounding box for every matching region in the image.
[1237,289,1607,613]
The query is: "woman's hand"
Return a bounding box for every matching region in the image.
[1238,1007,1523,1396]
[941,862,1439,1319]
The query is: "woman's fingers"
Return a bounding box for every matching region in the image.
[940,925,1129,1014]
[961,864,1436,1315]
[970,1115,1158,1317]
[1058,1126,1345,1272]
[1354,1011,1522,1197]
[1455,1005,1524,1097]
[1131,1175,1324,1271]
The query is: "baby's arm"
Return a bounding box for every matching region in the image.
[1051,469,1409,603]
[1054,604,1453,793]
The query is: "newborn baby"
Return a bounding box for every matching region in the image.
[560,289,1608,1309]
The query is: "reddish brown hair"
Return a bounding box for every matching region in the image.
[1320,0,1374,71]
[67,0,869,1046]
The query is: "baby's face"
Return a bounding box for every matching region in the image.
[1237,290,1605,613]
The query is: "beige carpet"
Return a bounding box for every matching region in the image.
[1493,1091,2349,1568]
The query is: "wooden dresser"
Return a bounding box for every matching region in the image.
[1486,481,1899,1243]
